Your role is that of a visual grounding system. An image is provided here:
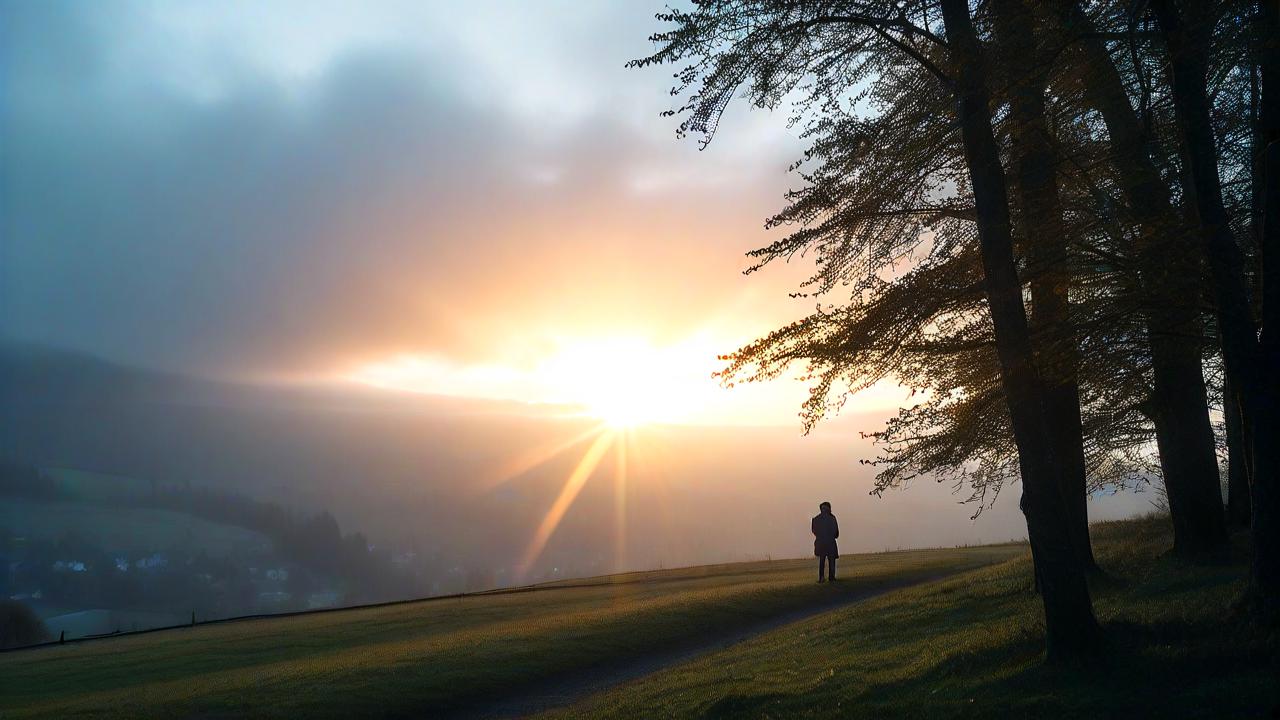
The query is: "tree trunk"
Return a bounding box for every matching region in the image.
[940,0,1100,660]
[1252,0,1280,619]
[1056,0,1228,555]
[1153,0,1279,616]
[1255,125,1280,620]
[1149,350,1229,552]
[992,0,1096,572]
[1226,376,1252,527]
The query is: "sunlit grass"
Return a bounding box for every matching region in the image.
[546,517,1278,719]
[9,519,1264,719]
[0,546,1016,718]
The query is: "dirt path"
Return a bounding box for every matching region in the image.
[464,570,960,719]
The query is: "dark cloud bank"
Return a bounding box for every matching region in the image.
[1,1,792,377]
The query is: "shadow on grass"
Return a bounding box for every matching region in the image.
[856,606,1277,718]
[694,617,1277,720]
[703,691,801,719]
[449,569,981,718]
[544,520,1276,719]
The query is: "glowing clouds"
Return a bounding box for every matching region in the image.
[347,335,738,426]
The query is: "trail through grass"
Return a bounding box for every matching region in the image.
[0,545,1014,718]
[10,517,1267,719]
[545,517,1279,719]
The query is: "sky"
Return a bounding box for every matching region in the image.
[0,0,916,426]
[0,1,1159,570]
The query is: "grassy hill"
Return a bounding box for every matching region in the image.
[2,518,1274,719]
[0,544,1015,718]
[548,517,1279,719]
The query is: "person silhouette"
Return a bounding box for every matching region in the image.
[812,501,839,583]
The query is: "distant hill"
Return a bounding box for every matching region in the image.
[0,340,580,420]
[0,340,1128,587]
[0,342,611,578]
[0,496,270,558]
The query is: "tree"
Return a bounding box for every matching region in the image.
[1050,0,1228,556]
[992,0,1095,570]
[938,0,1099,655]
[1152,0,1280,619]
[633,0,1100,659]
[0,600,50,649]
[674,0,1237,568]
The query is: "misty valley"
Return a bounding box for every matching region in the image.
[2,463,422,639]
[3,0,1278,716]
[1,342,1150,643]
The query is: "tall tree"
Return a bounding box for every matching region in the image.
[992,0,1095,571]
[713,0,1230,564]
[1152,0,1279,617]
[633,0,1101,658]
[938,0,1099,656]
[1255,0,1280,620]
[1052,0,1228,555]
[1258,0,1280,615]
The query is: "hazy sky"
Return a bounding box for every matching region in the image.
[1,2,1162,563]
[2,0,902,425]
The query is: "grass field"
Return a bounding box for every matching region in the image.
[0,544,1016,718]
[3,517,1274,719]
[547,517,1280,719]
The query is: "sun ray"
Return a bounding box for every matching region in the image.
[474,422,606,494]
[518,428,617,578]
[613,428,629,573]
[632,428,676,567]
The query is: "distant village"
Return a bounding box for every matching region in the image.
[0,460,507,641]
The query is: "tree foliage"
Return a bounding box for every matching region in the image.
[635,0,1262,514]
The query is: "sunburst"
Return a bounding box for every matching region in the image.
[516,426,626,578]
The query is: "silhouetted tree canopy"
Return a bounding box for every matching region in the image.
[635,0,1261,512]
[634,0,1280,645]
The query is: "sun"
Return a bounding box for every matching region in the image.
[587,384,668,428]
[542,337,698,427]
[348,335,719,579]
[346,335,718,428]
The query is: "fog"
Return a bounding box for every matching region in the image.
[1,343,1152,586]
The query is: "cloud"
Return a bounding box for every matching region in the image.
[0,1,805,380]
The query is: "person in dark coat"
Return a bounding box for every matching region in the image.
[812,501,839,582]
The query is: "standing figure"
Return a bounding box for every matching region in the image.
[812,501,839,582]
